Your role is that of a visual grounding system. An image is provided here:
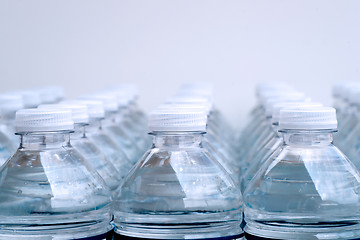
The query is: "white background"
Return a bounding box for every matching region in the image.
[1,1,359,129]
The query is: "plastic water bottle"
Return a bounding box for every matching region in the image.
[0,93,24,150]
[333,82,360,128]
[165,96,238,167]
[38,103,122,194]
[238,91,306,161]
[157,103,240,186]
[244,106,360,239]
[334,85,360,145]
[0,108,113,239]
[113,107,243,239]
[337,89,360,162]
[114,84,148,129]
[64,99,134,179]
[239,93,308,177]
[100,90,149,159]
[79,94,142,163]
[36,86,64,104]
[7,90,41,109]
[241,101,323,192]
[237,83,295,151]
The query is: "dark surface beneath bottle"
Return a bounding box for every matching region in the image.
[113,232,244,240]
[74,230,114,240]
[245,232,360,240]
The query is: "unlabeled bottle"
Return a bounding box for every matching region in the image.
[241,101,323,192]
[113,107,243,239]
[79,94,142,163]
[0,108,113,239]
[244,106,360,240]
[157,103,240,187]
[64,99,134,179]
[0,93,24,152]
[7,90,41,109]
[240,93,308,177]
[38,103,122,194]
[36,86,64,104]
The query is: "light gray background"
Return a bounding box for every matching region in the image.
[1,1,359,129]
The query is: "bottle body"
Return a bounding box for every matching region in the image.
[114,133,243,239]
[86,118,134,179]
[0,132,112,239]
[71,124,122,193]
[244,130,360,239]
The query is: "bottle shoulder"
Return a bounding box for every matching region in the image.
[115,147,242,212]
[244,143,360,217]
[0,147,111,216]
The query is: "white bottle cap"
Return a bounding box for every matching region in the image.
[259,91,306,107]
[279,107,337,130]
[0,93,24,114]
[20,91,41,108]
[264,96,311,117]
[98,90,130,108]
[256,84,295,99]
[149,108,208,132]
[272,102,324,124]
[61,100,105,119]
[178,82,214,98]
[165,96,214,111]
[78,94,118,112]
[15,109,74,133]
[36,86,64,104]
[112,84,139,102]
[157,104,211,115]
[38,104,89,124]
[7,90,41,108]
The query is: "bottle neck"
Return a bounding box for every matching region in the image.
[102,111,117,126]
[72,123,87,140]
[116,107,129,123]
[152,132,204,148]
[87,118,103,132]
[0,110,16,125]
[19,131,71,150]
[281,130,334,147]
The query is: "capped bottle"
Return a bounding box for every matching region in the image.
[0,109,112,239]
[244,107,360,240]
[38,103,122,194]
[113,107,243,239]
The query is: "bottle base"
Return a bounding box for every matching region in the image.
[75,230,114,240]
[113,232,244,240]
[245,232,360,240]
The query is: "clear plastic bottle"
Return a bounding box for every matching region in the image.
[113,108,243,239]
[338,90,360,162]
[157,103,241,187]
[79,94,142,163]
[7,90,41,109]
[64,99,134,180]
[36,86,65,104]
[244,106,360,240]
[334,85,360,146]
[237,85,297,154]
[101,90,149,159]
[240,94,309,177]
[0,94,24,164]
[113,83,148,130]
[0,108,113,239]
[165,96,238,165]
[241,102,323,192]
[38,103,122,194]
